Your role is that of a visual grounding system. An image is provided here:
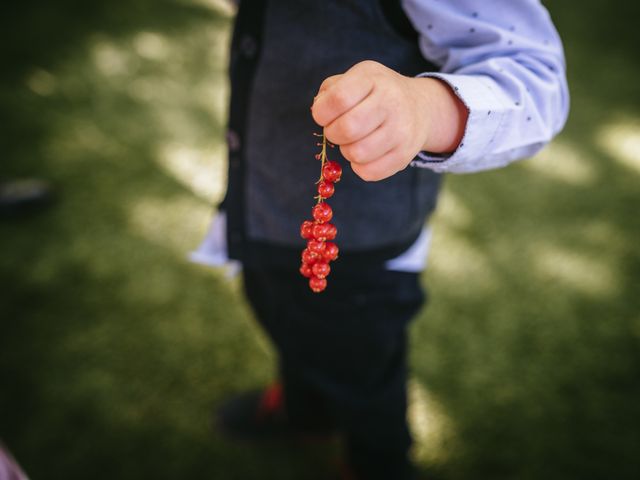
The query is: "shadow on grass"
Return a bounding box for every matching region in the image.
[1,1,640,479]
[411,1,640,479]
[1,1,318,479]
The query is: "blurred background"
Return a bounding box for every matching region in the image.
[1,0,639,479]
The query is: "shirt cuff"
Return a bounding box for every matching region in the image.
[410,72,506,174]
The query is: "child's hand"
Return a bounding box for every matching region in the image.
[311,61,467,182]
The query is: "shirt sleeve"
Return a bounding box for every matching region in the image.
[401,0,570,174]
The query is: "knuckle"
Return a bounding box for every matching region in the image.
[356,60,382,72]
[330,88,351,112]
[319,75,337,92]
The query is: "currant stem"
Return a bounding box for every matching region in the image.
[316,131,329,205]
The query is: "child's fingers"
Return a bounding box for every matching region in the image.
[349,146,404,182]
[339,121,393,166]
[311,71,374,127]
[323,92,386,146]
[316,75,341,96]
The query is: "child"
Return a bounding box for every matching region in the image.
[195,1,569,478]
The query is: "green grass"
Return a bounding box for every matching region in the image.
[1,1,639,479]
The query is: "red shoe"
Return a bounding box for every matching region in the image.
[215,382,336,443]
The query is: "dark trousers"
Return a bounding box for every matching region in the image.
[242,259,425,479]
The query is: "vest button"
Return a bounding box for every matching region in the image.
[226,129,241,152]
[240,35,257,58]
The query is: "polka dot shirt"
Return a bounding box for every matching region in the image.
[401,0,569,173]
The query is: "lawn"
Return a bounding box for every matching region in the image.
[1,1,639,479]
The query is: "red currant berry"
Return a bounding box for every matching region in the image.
[301,248,320,265]
[322,161,342,183]
[312,223,330,241]
[299,263,313,278]
[300,220,314,239]
[325,223,337,241]
[307,239,325,254]
[300,136,342,290]
[309,276,327,293]
[323,242,339,261]
[317,181,335,199]
[312,262,331,279]
[312,203,333,223]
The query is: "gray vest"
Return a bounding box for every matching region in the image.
[226,0,442,259]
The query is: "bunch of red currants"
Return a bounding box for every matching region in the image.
[299,134,342,293]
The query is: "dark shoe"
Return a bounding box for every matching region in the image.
[215,382,336,443]
[0,178,54,217]
[216,382,287,441]
[336,460,359,480]
[335,455,417,480]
